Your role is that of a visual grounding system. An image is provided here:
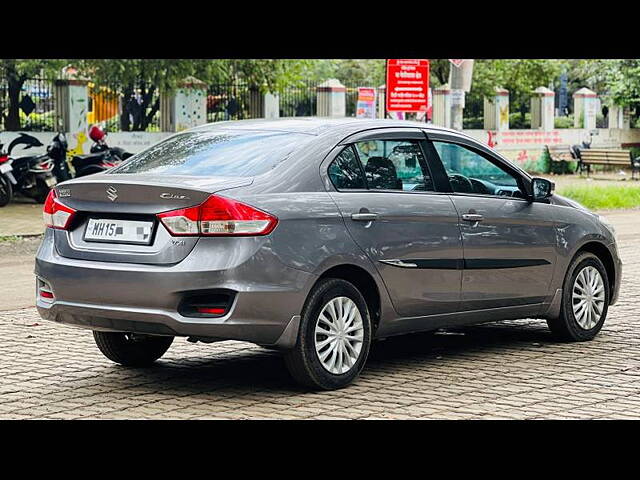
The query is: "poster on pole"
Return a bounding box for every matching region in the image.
[385,59,430,113]
[356,87,377,119]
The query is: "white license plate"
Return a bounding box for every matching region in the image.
[84,218,154,245]
[45,176,57,187]
[0,163,12,174]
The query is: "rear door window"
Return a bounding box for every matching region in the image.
[353,139,434,191]
[327,146,366,190]
[111,130,311,177]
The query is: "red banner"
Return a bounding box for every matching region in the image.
[385,59,429,113]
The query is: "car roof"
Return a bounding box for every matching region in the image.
[189,117,465,137]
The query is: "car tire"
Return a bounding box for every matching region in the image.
[547,252,610,342]
[284,278,372,390]
[93,331,174,366]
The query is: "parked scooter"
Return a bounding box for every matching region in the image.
[0,133,57,206]
[71,125,133,178]
[47,132,72,182]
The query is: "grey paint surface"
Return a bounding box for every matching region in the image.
[34,118,622,347]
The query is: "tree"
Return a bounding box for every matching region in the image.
[597,60,640,117]
[429,59,450,86]
[467,59,563,125]
[79,59,313,131]
[78,59,207,131]
[0,59,66,131]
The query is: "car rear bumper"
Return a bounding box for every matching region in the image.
[34,229,314,347]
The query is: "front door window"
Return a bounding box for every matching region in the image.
[432,141,524,198]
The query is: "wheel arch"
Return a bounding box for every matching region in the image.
[315,263,381,330]
[574,241,616,300]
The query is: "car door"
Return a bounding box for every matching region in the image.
[323,128,463,317]
[426,131,557,311]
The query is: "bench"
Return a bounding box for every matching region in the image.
[544,144,575,174]
[578,148,640,179]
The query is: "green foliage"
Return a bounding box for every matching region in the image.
[509,111,531,129]
[462,116,484,129]
[554,115,574,128]
[301,60,385,87]
[467,60,562,120]
[19,110,55,131]
[558,184,640,210]
[538,149,551,174]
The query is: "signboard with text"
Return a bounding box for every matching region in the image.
[385,59,429,113]
[356,87,377,119]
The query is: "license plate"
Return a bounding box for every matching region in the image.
[45,176,57,187]
[84,218,154,245]
[0,164,12,174]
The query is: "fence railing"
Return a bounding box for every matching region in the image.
[88,81,161,132]
[0,76,57,132]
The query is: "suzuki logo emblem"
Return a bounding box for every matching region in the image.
[106,186,118,202]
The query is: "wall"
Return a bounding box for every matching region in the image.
[464,128,640,165]
[0,131,173,158]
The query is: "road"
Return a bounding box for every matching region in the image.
[0,209,638,419]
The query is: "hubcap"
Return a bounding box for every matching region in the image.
[314,296,364,374]
[572,266,605,330]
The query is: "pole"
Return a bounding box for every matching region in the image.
[449,65,464,131]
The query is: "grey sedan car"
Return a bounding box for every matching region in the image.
[35,118,622,390]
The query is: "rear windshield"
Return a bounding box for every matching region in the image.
[111,130,311,177]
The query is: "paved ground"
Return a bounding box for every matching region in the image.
[0,210,638,419]
[0,198,43,237]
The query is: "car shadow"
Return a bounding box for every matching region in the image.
[95,320,557,396]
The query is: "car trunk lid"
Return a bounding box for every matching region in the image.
[52,174,253,265]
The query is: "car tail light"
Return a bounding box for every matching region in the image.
[197,307,226,315]
[157,194,278,237]
[37,278,54,302]
[178,291,234,318]
[43,189,77,230]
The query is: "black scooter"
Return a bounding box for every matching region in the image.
[0,133,57,205]
[71,136,133,178]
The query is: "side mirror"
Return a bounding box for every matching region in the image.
[531,177,555,201]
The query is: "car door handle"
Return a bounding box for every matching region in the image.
[351,213,378,222]
[462,213,484,222]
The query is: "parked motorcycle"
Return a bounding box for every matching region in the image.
[71,125,133,178]
[47,132,72,182]
[0,133,57,206]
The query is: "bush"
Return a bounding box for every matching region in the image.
[462,116,483,129]
[537,149,551,173]
[509,112,531,129]
[554,115,574,129]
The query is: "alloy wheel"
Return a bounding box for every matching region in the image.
[572,266,606,330]
[314,296,364,374]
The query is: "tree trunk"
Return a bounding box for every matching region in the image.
[5,69,25,131]
[120,84,134,131]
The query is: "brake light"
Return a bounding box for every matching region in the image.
[43,189,77,230]
[157,194,278,237]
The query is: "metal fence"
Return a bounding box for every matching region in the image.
[206,83,255,122]
[0,76,56,132]
[279,81,317,117]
